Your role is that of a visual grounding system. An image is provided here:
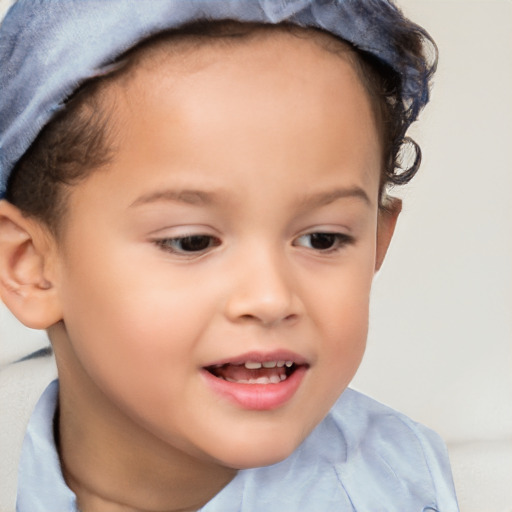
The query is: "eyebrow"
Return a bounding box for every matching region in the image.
[130,185,372,210]
[297,186,372,210]
[130,189,220,208]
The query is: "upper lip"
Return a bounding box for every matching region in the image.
[203,350,309,368]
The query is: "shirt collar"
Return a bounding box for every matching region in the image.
[15,379,347,512]
[17,379,78,512]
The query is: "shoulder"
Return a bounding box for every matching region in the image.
[210,388,459,512]
[330,387,449,455]
[330,388,453,468]
[0,349,57,512]
[315,388,459,511]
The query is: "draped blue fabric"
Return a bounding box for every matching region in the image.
[0,0,433,197]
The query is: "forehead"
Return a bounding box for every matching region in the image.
[78,26,381,212]
[106,26,378,146]
[104,25,369,122]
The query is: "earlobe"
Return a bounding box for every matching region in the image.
[375,196,402,272]
[0,200,62,329]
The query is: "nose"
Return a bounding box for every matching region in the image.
[224,247,302,327]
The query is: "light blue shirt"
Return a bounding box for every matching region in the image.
[17,380,459,511]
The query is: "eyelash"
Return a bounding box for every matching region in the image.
[293,232,354,253]
[153,231,353,256]
[154,235,221,255]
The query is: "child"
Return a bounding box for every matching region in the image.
[0,1,459,511]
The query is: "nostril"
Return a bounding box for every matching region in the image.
[238,312,298,327]
[223,279,301,325]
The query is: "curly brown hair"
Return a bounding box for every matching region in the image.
[6,20,437,236]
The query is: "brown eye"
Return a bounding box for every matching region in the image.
[156,235,221,254]
[178,235,214,252]
[308,233,337,250]
[294,232,353,252]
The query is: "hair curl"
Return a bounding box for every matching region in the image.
[6,19,437,235]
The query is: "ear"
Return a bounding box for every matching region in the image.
[375,196,402,272]
[0,200,62,329]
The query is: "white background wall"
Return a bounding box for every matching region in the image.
[352,0,512,444]
[1,0,511,509]
[351,2,512,509]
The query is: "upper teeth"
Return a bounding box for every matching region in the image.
[244,360,292,369]
[226,375,286,384]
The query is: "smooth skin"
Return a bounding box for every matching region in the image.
[0,29,400,512]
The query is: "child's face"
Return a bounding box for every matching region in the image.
[50,31,396,469]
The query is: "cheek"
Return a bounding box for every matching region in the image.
[307,246,375,392]
[58,281,210,439]
[308,242,375,334]
[57,242,211,399]
[318,285,369,375]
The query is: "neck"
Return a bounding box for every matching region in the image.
[52,328,237,512]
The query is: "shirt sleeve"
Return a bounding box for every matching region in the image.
[329,389,460,512]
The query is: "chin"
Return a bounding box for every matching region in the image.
[211,428,306,470]
[225,451,295,471]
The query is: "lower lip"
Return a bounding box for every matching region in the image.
[201,366,307,411]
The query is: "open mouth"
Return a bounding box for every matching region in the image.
[205,360,301,385]
[202,356,309,409]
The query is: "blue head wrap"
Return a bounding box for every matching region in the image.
[0,0,435,197]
